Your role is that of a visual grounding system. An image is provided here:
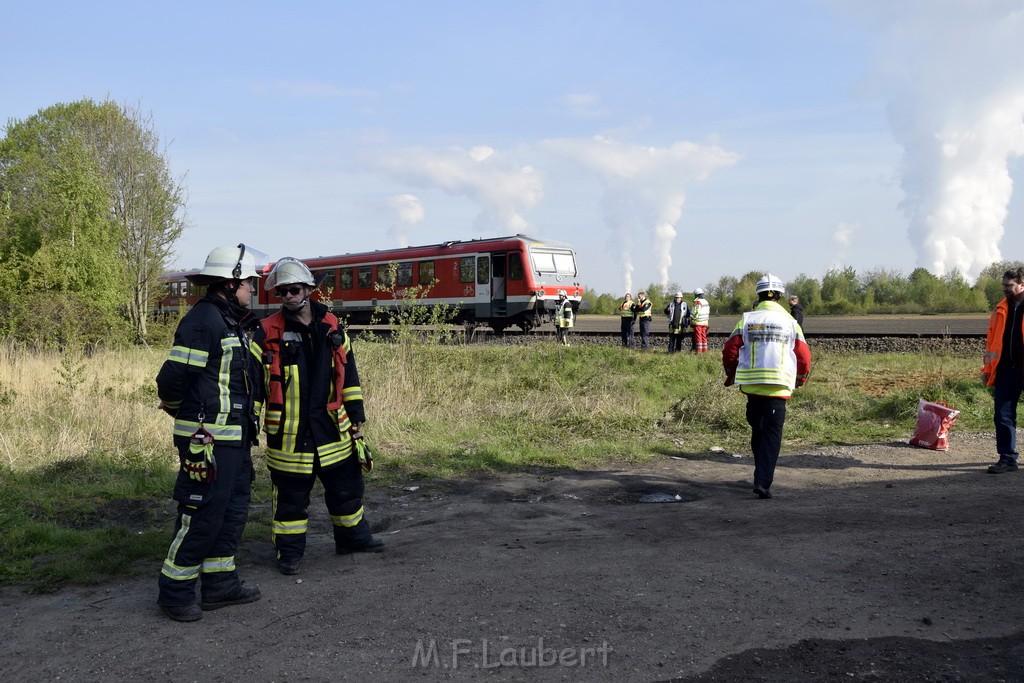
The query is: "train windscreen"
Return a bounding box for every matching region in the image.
[529,248,577,276]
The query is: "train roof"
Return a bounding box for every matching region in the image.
[301,234,574,266]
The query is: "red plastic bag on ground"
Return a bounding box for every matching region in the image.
[909,399,960,451]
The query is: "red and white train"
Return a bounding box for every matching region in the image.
[157,234,584,332]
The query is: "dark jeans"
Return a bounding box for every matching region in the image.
[994,366,1024,460]
[667,332,685,353]
[620,318,634,347]
[638,318,651,348]
[746,395,787,490]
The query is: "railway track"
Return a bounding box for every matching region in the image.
[349,314,988,353]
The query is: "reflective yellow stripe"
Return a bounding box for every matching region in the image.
[218,337,241,419]
[331,507,364,528]
[173,419,243,441]
[267,448,316,475]
[201,556,235,573]
[167,345,209,367]
[161,514,201,581]
[342,386,363,402]
[272,519,307,535]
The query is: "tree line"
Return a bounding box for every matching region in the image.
[0,99,185,348]
[582,264,1024,317]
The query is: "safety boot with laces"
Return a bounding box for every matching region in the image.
[200,583,261,611]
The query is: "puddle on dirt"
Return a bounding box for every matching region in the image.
[638,491,686,503]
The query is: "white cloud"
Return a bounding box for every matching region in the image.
[374,146,544,232]
[540,135,739,290]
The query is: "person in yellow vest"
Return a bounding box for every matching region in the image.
[691,288,710,353]
[635,291,653,349]
[619,292,636,347]
[554,289,574,346]
[722,274,811,499]
[252,257,384,576]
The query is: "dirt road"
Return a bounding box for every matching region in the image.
[2,431,1022,681]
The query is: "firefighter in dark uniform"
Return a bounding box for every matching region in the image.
[252,257,384,576]
[155,244,263,622]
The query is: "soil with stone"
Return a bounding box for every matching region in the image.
[2,431,1022,682]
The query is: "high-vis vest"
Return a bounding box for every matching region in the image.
[692,298,710,326]
[620,301,635,317]
[983,298,1024,387]
[733,301,802,396]
[555,300,575,329]
[636,299,652,318]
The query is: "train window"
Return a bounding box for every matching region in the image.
[339,267,353,290]
[358,266,372,289]
[419,260,435,285]
[397,262,413,286]
[509,254,523,280]
[316,269,336,290]
[530,249,577,276]
[476,256,489,285]
[377,263,396,288]
[459,257,475,283]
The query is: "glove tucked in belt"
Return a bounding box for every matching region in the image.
[185,426,217,482]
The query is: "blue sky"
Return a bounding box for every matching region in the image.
[4,0,1023,295]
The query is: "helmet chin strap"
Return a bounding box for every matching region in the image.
[283,296,309,312]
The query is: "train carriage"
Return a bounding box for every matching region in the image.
[156,234,584,331]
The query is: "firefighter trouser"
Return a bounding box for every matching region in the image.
[668,331,686,353]
[692,325,708,353]
[271,453,372,561]
[746,395,787,490]
[158,443,253,607]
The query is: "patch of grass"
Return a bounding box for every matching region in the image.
[0,340,992,589]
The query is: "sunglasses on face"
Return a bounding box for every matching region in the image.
[275,285,304,297]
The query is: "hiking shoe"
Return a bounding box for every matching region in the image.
[987,460,1019,474]
[753,486,772,499]
[200,583,261,611]
[278,559,301,576]
[336,537,386,554]
[159,602,202,622]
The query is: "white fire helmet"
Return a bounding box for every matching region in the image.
[755,273,786,295]
[188,244,260,284]
[264,257,316,291]
[674,291,683,298]
[557,289,567,298]
[693,288,705,297]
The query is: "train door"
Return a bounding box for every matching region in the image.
[490,252,507,318]
[474,254,491,317]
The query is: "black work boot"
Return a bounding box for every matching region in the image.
[160,602,203,622]
[336,536,386,554]
[278,558,301,575]
[988,459,1019,474]
[200,583,261,611]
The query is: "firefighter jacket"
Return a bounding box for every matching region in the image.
[156,293,262,447]
[252,300,366,476]
[664,301,690,333]
[692,297,710,326]
[722,300,811,399]
[555,299,575,329]
[983,297,1024,387]
[636,298,653,318]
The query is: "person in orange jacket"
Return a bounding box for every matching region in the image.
[982,267,1024,474]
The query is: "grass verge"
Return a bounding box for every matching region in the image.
[0,339,989,590]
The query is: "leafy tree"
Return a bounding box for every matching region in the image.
[0,107,127,347]
[0,99,185,346]
[787,274,821,312]
[820,266,860,313]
